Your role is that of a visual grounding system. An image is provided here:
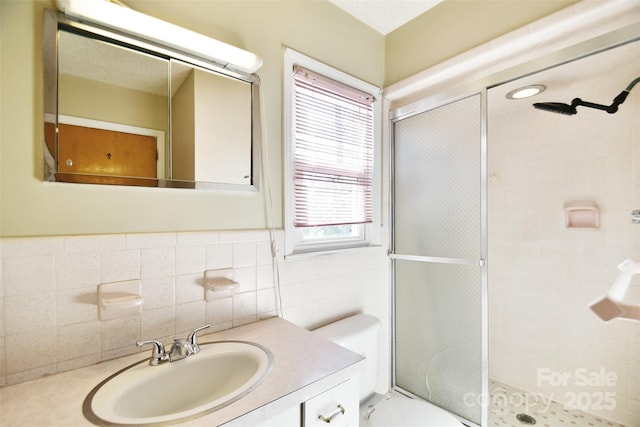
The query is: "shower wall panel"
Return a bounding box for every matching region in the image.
[487,45,640,426]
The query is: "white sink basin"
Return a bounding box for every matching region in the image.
[84,341,273,425]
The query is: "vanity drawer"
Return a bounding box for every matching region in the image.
[303,379,358,427]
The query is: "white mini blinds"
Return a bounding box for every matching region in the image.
[292,65,375,227]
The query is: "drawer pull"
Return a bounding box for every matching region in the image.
[318,404,345,423]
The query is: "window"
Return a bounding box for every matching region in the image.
[284,49,380,255]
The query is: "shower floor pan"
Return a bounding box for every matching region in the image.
[488,379,627,427]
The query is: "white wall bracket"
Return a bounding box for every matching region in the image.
[97,279,143,321]
[204,268,239,301]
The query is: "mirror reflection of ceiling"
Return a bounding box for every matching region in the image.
[489,40,640,117]
[170,60,196,95]
[59,31,222,97]
[58,30,171,96]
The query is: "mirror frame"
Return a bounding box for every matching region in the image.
[43,9,261,191]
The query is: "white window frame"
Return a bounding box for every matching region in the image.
[283,48,381,256]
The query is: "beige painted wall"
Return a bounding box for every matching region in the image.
[58,74,169,134]
[170,68,252,184]
[171,70,196,181]
[193,69,252,184]
[384,0,579,86]
[0,0,383,237]
[0,0,586,237]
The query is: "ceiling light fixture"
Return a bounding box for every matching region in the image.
[506,84,546,100]
[55,0,263,74]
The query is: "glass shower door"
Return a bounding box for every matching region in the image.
[391,93,487,426]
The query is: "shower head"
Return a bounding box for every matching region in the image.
[533,76,640,116]
[533,101,577,115]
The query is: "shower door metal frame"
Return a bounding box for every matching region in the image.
[389,88,489,427]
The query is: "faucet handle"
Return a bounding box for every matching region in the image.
[187,324,211,353]
[137,339,169,365]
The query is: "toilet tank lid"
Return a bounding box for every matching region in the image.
[313,314,380,342]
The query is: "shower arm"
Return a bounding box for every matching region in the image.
[571,76,640,114]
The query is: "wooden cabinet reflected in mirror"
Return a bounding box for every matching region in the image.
[49,123,159,186]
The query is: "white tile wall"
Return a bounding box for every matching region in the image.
[0,229,390,389]
[488,74,640,426]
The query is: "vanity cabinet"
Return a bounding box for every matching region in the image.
[255,405,300,427]
[254,379,359,427]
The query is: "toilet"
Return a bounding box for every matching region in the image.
[313,314,463,427]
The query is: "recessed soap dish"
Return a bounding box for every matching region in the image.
[564,202,599,229]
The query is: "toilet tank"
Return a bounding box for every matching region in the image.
[313,314,381,401]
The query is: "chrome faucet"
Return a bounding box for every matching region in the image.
[137,324,211,366]
[135,339,169,366]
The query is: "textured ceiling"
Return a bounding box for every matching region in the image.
[58,30,169,96]
[58,30,192,97]
[329,0,443,34]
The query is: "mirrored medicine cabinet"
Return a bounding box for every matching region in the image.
[43,9,261,190]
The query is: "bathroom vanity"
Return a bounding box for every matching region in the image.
[0,317,364,426]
